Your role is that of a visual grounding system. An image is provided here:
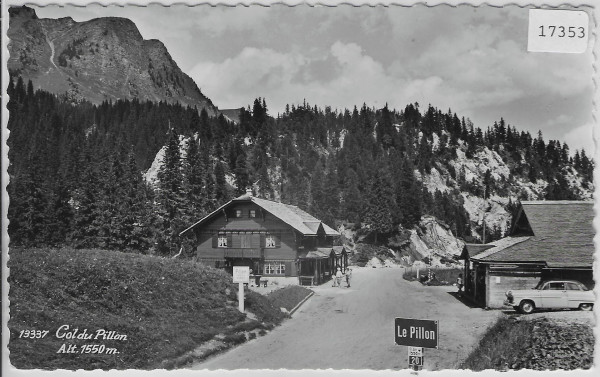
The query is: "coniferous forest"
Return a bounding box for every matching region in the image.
[7,76,594,256]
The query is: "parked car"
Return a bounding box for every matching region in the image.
[504,280,594,314]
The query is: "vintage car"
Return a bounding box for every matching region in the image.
[504,280,594,314]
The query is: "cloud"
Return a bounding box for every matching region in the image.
[562,122,596,155]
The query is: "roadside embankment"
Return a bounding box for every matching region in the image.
[460,312,594,370]
[8,247,291,370]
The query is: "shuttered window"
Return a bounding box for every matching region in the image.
[240,234,253,248]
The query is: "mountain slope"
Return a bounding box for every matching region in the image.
[7,6,218,115]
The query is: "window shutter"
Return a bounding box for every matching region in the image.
[212,235,218,248]
[275,234,281,248]
[284,262,292,277]
[227,234,233,248]
[260,234,266,248]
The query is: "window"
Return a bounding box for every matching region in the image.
[548,282,565,290]
[264,263,285,275]
[240,234,253,248]
[265,234,277,248]
[566,282,581,291]
[217,235,228,248]
[235,209,243,218]
[249,210,257,218]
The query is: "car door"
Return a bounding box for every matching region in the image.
[540,282,568,308]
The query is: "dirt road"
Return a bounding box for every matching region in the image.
[193,267,501,370]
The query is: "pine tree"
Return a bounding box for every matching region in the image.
[154,130,184,255]
[341,169,362,223]
[362,167,396,244]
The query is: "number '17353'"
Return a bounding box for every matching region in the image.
[539,25,585,38]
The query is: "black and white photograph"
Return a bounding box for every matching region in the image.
[1,0,597,374]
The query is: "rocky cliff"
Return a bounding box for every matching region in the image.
[8,6,218,115]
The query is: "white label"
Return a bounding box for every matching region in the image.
[528,9,589,53]
[496,276,501,284]
[233,266,250,283]
[408,347,423,357]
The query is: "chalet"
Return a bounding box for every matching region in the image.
[459,201,594,308]
[179,189,347,285]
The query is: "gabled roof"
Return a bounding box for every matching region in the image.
[473,201,594,268]
[180,193,340,237]
[298,249,331,259]
[332,246,346,255]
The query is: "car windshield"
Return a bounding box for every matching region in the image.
[534,281,546,290]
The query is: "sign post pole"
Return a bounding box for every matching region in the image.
[408,346,424,370]
[232,266,250,313]
[238,282,244,312]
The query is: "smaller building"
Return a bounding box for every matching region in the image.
[460,201,594,308]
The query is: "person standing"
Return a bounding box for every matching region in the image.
[335,267,343,288]
[456,273,464,296]
[345,267,352,288]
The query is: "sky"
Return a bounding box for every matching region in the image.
[32,3,595,154]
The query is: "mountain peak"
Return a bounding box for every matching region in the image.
[8,5,38,20]
[8,5,218,115]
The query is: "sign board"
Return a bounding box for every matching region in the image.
[409,355,424,367]
[408,347,423,357]
[232,266,250,283]
[395,317,438,349]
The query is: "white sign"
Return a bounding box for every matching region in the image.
[408,347,423,357]
[232,266,250,283]
[528,9,589,53]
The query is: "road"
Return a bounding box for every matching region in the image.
[193,267,501,370]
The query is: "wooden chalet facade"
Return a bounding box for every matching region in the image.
[180,190,346,285]
[460,201,594,308]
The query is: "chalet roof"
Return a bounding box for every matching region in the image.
[180,193,340,237]
[298,250,330,259]
[332,246,346,255]
[472,201,594,268]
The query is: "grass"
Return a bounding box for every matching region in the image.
[460,316,534,370]
[7,247,286,370]
[267,285,313,311]
[402,267,462,286]
[460,316,594,370]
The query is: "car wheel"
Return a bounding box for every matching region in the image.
[519,300,535,314]
[579,303,593,311]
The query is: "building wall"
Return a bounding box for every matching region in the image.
[193,201,299,276]
[485,265,542,308]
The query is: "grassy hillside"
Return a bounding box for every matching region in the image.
[7,248,287,370]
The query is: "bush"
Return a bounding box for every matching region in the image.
[460,317,594,371]
[222,333,247,345]
[402,267,462,286]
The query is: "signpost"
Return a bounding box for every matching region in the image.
[232,266,250,312]
[395,317,438,370]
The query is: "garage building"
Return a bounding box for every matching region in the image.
[460,201,594,308]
